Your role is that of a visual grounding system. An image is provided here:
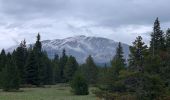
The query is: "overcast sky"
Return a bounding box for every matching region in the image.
[0,0,170,49]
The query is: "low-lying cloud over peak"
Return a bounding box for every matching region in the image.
[0,0,170,49]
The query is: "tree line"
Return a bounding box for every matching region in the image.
[0,17,170,99]
[94,18,170,100]
[0,33,98,92]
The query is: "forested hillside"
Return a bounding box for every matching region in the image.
[0,18,170,100]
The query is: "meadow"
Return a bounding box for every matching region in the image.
[0,84,97,100]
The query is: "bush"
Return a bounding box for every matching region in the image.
[70,72,89,95]
[93,89,136,100]
[137,74,166,100]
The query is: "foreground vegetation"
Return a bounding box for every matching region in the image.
[0,17,170,100]
[0,84,96,100]
[94,18,170,100]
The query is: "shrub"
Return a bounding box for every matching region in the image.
[70,72,89,95]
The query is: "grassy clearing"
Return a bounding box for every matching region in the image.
[0,84,97,100]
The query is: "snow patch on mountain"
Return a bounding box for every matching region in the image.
[7,35,130,64]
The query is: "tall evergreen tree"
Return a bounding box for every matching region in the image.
[0,49,6,71]
[150,17,165,56]
[41,51,54,85]
[33,33,44,85]
[25,50,39,86]
[128,36,148,72]
[1,56,20,91]
[166,28,170,51]
[160,28,170,89]
[58,49,68,82]
[106,42,126,93]
[94,42,126,97]
[111,42,126,77]
[13,40,28,84]
[53,54,60,83]
[33,33,42,53]
[83,55,98,84]
[64,56,78,82]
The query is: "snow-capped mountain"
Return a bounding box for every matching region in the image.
[7,35,130,64]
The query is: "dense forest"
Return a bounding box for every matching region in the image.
[0,18,170,100]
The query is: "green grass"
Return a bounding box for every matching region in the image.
[0,84,97,100]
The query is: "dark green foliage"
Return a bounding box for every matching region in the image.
[58,49,68,82]
[150,18,165,56]
[64,56,78,82]
[33,33,42,53]
[94,43,127,99]
[25,50,39,86]
[0,34,80,89]
[13,40,28,84]
[0,49,7,71]
[97,64,109,85]
[144,55,162,74]
[24,34,54,86]
[137,74,165,100]
[111,42,126,77]
[33,33,44,85]
[128,36,148,72]
[82,55,98,84]
[71,72,89,95]
[113,42,126,65]
[0,18,169,99]
[95,19,170,99]
[102,42,126,92]
[166,28,170,51]
[1,56,20,91]
[120,71,165,100]
[41,52,54,85]
[20,34,57,86]
[0,49,7,87]
[53,54,60,83]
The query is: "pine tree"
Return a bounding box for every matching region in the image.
[111,42,126,76]
[33,33,44,85]
[64,56,78,82]
[97,63,109,86]
[160,28,170,89]
[25,50,39,86]
[94,42,126,98]
[128,36,148,72]
[0,50,7,87]
[166,28,170,51]
[41,51,54,85]
[24,34,55,85]
[53,54,60,83]
[44,60,54,85]
[106,42,126,92]
[13,40,28,84]
[0,49,6,71]
[1,56,20,91]
[58,49,68,82]
[33,33,42,53]
[150,18,165,56]
[83,55,98,84]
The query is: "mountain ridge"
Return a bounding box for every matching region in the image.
[7,35,130,64]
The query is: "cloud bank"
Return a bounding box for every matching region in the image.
[0,0,170,49]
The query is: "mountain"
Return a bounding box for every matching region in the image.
[7,35,130,64]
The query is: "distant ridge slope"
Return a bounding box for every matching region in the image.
[7,35,130,63]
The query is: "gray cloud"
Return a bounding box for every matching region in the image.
[1,0,70,19]
[0,0,170,49]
